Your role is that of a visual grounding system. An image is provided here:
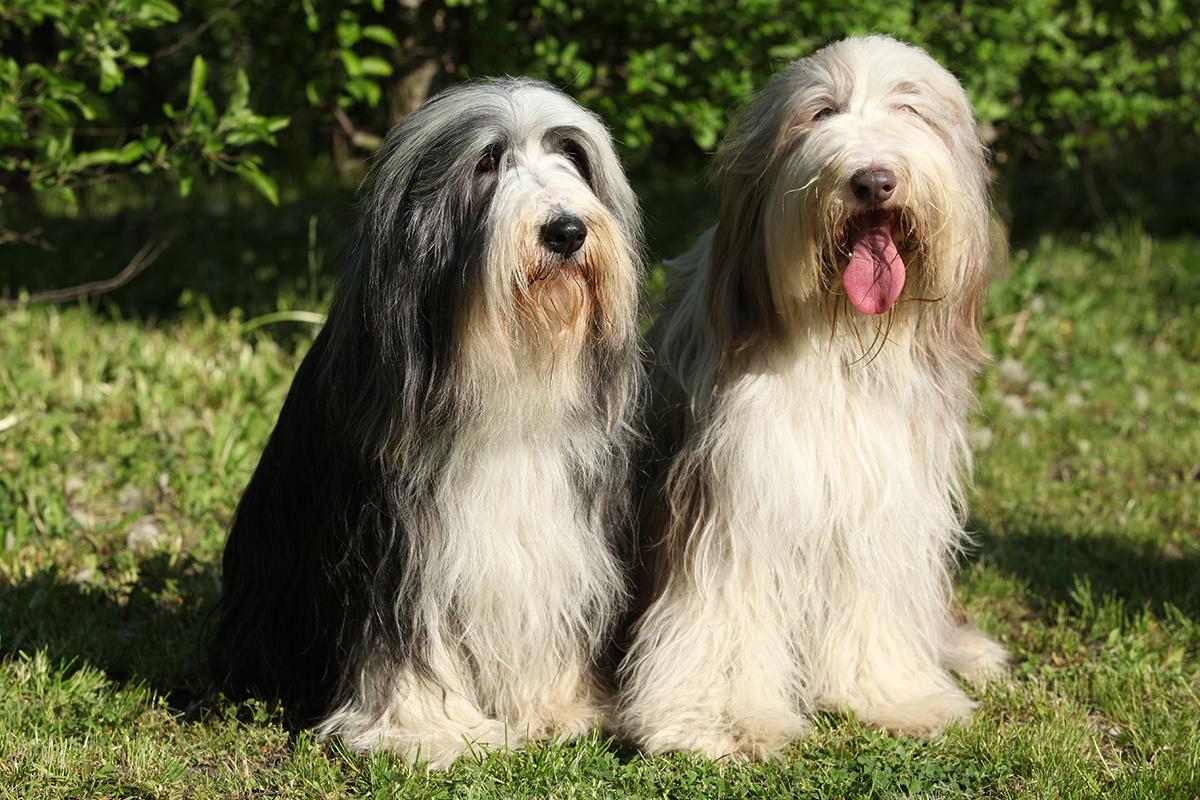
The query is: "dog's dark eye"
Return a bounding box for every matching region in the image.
[812,106,838,122]
[476,144,502,174]
[559,138,593,185]
[898,104,919,116]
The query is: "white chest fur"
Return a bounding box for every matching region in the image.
[705,335,970,559]
[423,396,623,687]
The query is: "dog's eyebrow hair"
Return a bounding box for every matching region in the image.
[541,126,594,180]
[892,81,921,96]
[541,125,588,144]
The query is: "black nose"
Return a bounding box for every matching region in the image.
[540,214,587,256]
[851,167,897,205]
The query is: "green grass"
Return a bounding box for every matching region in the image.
[1,223,1198,798]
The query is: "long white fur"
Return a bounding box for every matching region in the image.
[321,387,622,765]
[618,36,1008,759]
[316,84,638,768]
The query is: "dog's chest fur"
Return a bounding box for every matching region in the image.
[426,393,622,674]
[706,331,970,555]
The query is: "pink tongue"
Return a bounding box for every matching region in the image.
[843,212,905,315]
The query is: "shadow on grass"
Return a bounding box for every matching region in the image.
[0,551,219,711]
[968,522,1200,619]
[3,519,1195,743]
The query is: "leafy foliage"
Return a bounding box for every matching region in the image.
[1,0,1197,238]
[444,0,1200,171]
[0,0,287,210]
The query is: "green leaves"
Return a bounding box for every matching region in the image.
[300,3,400,115]
[66,140,152,172]
[0,1,288,211]
[97,53,123,93]
[233,163,279,206]
[186,55,208,111]
[445,0,1199,171]
[360,25,399,48]
[164,58,288,204]
[2,0,1197,232]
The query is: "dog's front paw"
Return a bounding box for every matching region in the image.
[434,723,514,768]
[518,699,604,743]
[367,719,514,769]
[728,713,811,761]
[642,722,745,760]
[943,624,1009,687]
[846,685,976,738]
[636,713,807,761]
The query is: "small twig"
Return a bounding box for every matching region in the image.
[0,239,170,308]
[25,495,48,537]
[983,310,1024,331]
[331,106,383,151]
[0,226,57,252]
[153,0,244,59]
[1006,307,1031,350]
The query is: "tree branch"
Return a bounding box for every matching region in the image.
[153,0,244,59]
[0,239,170,308]
[0,226,57,252]
[331,106,383,151]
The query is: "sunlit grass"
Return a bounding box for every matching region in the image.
[1,224,1197,798]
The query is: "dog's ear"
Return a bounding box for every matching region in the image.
[318,143,471,473]
[951,211,1002,364]
[582,131,644,256]
[926,102,997,368]
[705,90,790,363]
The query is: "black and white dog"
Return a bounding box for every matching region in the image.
[211,79,643,767]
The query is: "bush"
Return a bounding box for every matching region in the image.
[447,1,1199,184]
[0,0,287,215]
[2,0,1197,246]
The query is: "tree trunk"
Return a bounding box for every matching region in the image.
[387,0,452,125]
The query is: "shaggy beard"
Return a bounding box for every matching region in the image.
[762,158,978,352]
[463,211,643,393]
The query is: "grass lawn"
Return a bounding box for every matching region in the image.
[1,224,1197,798]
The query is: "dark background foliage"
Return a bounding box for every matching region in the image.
[2,0,1198,314]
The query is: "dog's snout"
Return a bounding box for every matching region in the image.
[850,168,897,205]
[540,214,588,256]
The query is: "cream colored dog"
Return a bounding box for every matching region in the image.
[618,35,1007,759]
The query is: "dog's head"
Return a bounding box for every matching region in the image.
[350,80,640,376]
[476,91,641,357]
[708,36,992,358]
[319,80,642,464]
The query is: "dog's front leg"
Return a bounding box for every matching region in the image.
[813,569,977,737]
[618,581,809,760]
[318,650,515,769]
[508,650,608,743]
